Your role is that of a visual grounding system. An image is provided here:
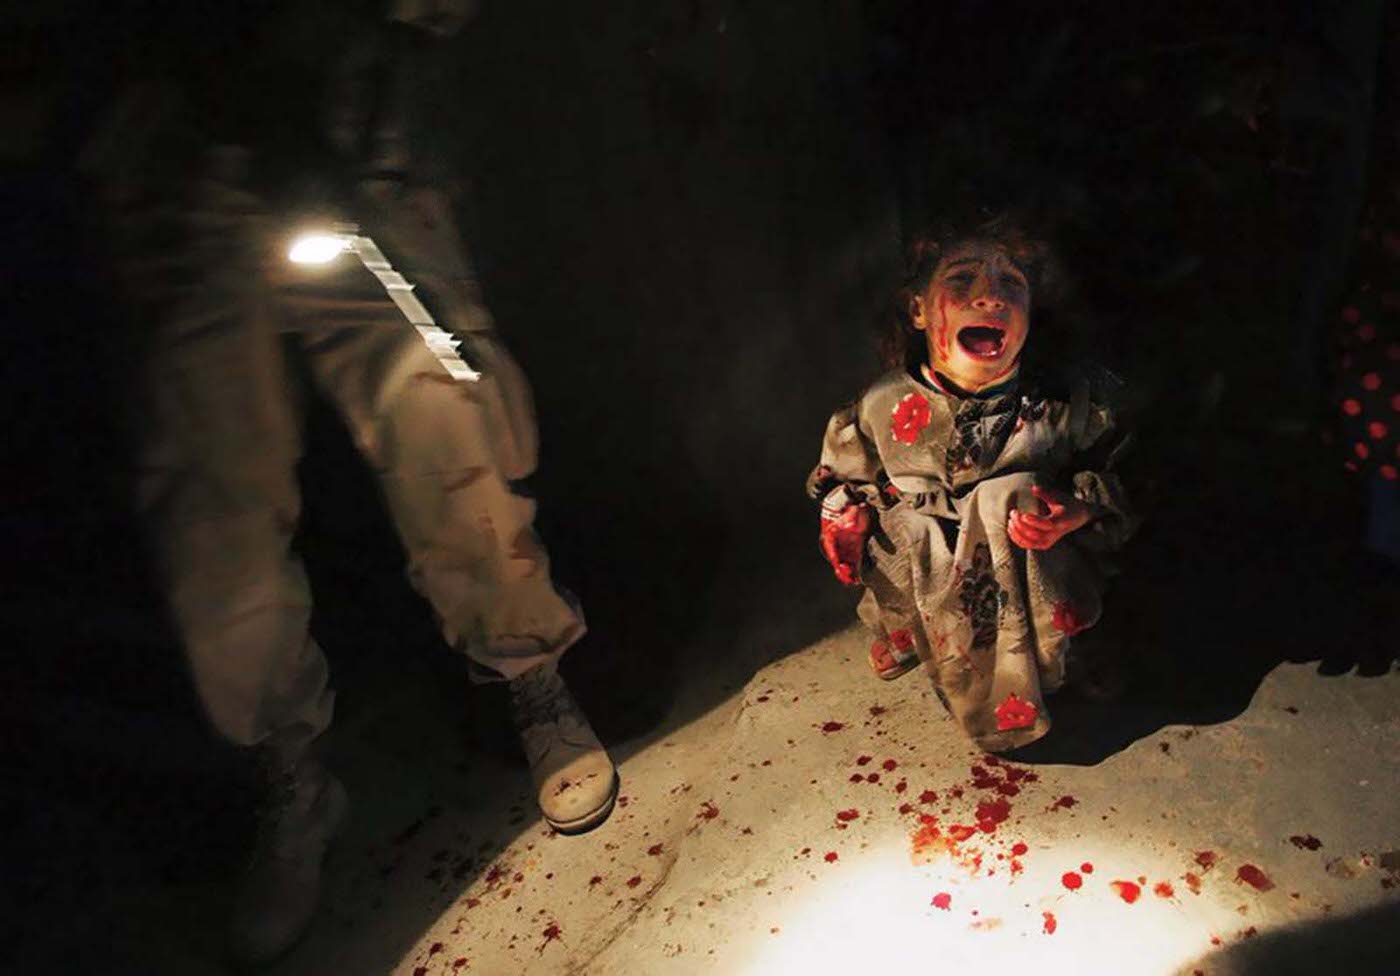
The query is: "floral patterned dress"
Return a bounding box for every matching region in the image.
[809,367,1136,751]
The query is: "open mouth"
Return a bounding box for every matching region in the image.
[956,325,1006,359]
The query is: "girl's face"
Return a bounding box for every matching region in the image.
[911,241,1030,392]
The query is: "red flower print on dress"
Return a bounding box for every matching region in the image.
[1052,602,1091,636]
[995,693,1038,731]
[891,393,932,445]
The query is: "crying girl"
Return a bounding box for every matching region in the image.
[808,213,1137,752]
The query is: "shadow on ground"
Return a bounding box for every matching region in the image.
[1174,896,1400,976]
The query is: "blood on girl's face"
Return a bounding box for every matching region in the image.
[911,242,1030,392]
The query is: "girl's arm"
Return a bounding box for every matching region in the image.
[807,405,886,584]
[1063,395,1139,552]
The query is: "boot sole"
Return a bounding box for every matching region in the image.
[545,771,620,835]
[873,659,920,680]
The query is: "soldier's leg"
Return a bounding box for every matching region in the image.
[283,247,615,833]
[134,179,333,754]
[125,175,344,965]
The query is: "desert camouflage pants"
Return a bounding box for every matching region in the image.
[122,173,584,752]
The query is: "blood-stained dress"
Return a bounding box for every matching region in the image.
[809,367,1136,751]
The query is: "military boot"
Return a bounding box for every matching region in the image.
[227,754,349,966]
[508,664,619,834]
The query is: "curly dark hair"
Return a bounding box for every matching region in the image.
[880,210,1062,372]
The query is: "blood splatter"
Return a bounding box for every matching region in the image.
[1184,872,1202,894]
[931,892,952,910]
[1011,843,1029,856]
[836,809,860,822]
[970,766,999,789]
[429,943,445,956]
[895,780,908,794]
[647,844,664,856]
[538,923,562,952]
[1061,872,1083,890]
[920,790,939,804]
[1051,795,1077,811]
[1289,835,1323,851]
[856,755,873,766]
[1194,851,1219,871]
[1236,864,1275,892]
[898,802,913,814]
[1042,911,1057,935]
[869,705,887,716]
[588,875,603,887]
[907,817,940,856]
[866,773,881,784]
[948,824,977,842]
[824,851,839,863]
[1154,882,1175,898]
[626,875,643,888]
[1111,881,1142,904]
[821,721,845,733]
[975,797,1011,829]
[882,759,898,771]
[1081,862,1094,874]
[698,801,720,820]
[849,773,864,783]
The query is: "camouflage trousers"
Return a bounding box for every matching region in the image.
[122,174,584,751]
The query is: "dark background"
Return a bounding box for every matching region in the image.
[3,0,1397,970]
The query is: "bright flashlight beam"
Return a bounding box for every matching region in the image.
[288,234,351,265]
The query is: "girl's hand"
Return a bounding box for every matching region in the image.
[1007,485,1093,551]
[820,499,873,585]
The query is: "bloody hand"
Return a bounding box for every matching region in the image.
[819,497,873,585]
[1007,485,1092,551]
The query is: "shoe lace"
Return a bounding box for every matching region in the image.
[510,667,577,731]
